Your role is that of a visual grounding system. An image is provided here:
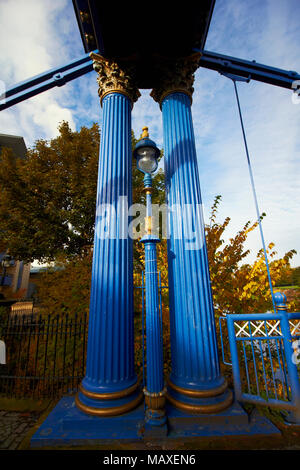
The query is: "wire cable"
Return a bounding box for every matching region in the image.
[231,78,276,314]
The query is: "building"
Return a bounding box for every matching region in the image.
[0,133,31,301]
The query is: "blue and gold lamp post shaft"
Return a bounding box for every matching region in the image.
[134,128,167,430]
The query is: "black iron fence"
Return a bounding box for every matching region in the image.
[0,312,88,398]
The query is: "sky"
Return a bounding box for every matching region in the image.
[0,0,299,267]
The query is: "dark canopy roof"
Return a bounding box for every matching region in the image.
[72,1,215,88]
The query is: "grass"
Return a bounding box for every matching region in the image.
[0,397,52,413]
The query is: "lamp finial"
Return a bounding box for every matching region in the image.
[142,127,149,138]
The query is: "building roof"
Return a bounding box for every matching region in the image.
[0,133,27,159]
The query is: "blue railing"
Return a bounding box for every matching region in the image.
[220,306,300,424]
[136,277,300,423]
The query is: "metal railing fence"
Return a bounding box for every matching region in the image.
[0,312,88,398]
[220,310,300,422]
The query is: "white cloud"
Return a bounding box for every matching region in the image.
[132,90,163,147]
[0,0,69,82]
[192,0,300,267]
[0,0,82,146]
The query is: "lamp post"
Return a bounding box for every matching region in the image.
[134,127,167,433]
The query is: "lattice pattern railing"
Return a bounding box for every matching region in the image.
[288,315,300,339]
[234,319,282,338]
[233,317,300,340]
[221,311,300,424]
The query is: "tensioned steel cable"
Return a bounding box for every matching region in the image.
[230,77,277,314]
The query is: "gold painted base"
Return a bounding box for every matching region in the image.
[166,389,233,414]
[167,379,229,398]
[144,387,167,410]
[166,379,233,414]
[78,380,140,401]
[75,390,144,417]
[75,378,143,417]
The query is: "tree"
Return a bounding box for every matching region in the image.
[0,122,100,263]
[206,195,298,315]
[292,266,300,287]
[34,251,93,317]
[0,123,165,265]
[274,264,294,287]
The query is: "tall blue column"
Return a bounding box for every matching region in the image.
[76,55,142,416]
[151,57,233,413]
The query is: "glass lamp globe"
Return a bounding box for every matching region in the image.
[134,127,160,175]
[136,147,158,174]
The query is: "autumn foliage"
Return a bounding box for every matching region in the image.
[206,195,298,315]
[0,122,99,263]
[1,122,298,347]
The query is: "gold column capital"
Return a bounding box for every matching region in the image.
[150,53,202,107]
[90,52,141,107]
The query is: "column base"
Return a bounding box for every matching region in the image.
[75,380,143,417]
[166,378,233,414]
[30,395,281,449]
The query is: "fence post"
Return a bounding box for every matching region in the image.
[274,292,300,425]
[226,315,243,402]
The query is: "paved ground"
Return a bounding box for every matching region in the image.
[0,410,41,450]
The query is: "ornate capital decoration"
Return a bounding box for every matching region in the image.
[90,52,141,107]
[150,53,202,107]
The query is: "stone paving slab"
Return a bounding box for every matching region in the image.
[0,410,40,450]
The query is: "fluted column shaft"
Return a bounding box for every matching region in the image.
[161,91,232,412]
[76,91,142,416]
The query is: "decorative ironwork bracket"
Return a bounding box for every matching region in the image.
[1,49,299,111]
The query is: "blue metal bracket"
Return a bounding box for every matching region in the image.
[0,50,98,111]
[1,48,299,111]
[198,49,300,90]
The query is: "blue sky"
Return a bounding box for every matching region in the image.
[0,0,299,267]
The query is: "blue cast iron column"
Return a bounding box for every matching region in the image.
[151,56,233,413]
[76,54,143,416]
